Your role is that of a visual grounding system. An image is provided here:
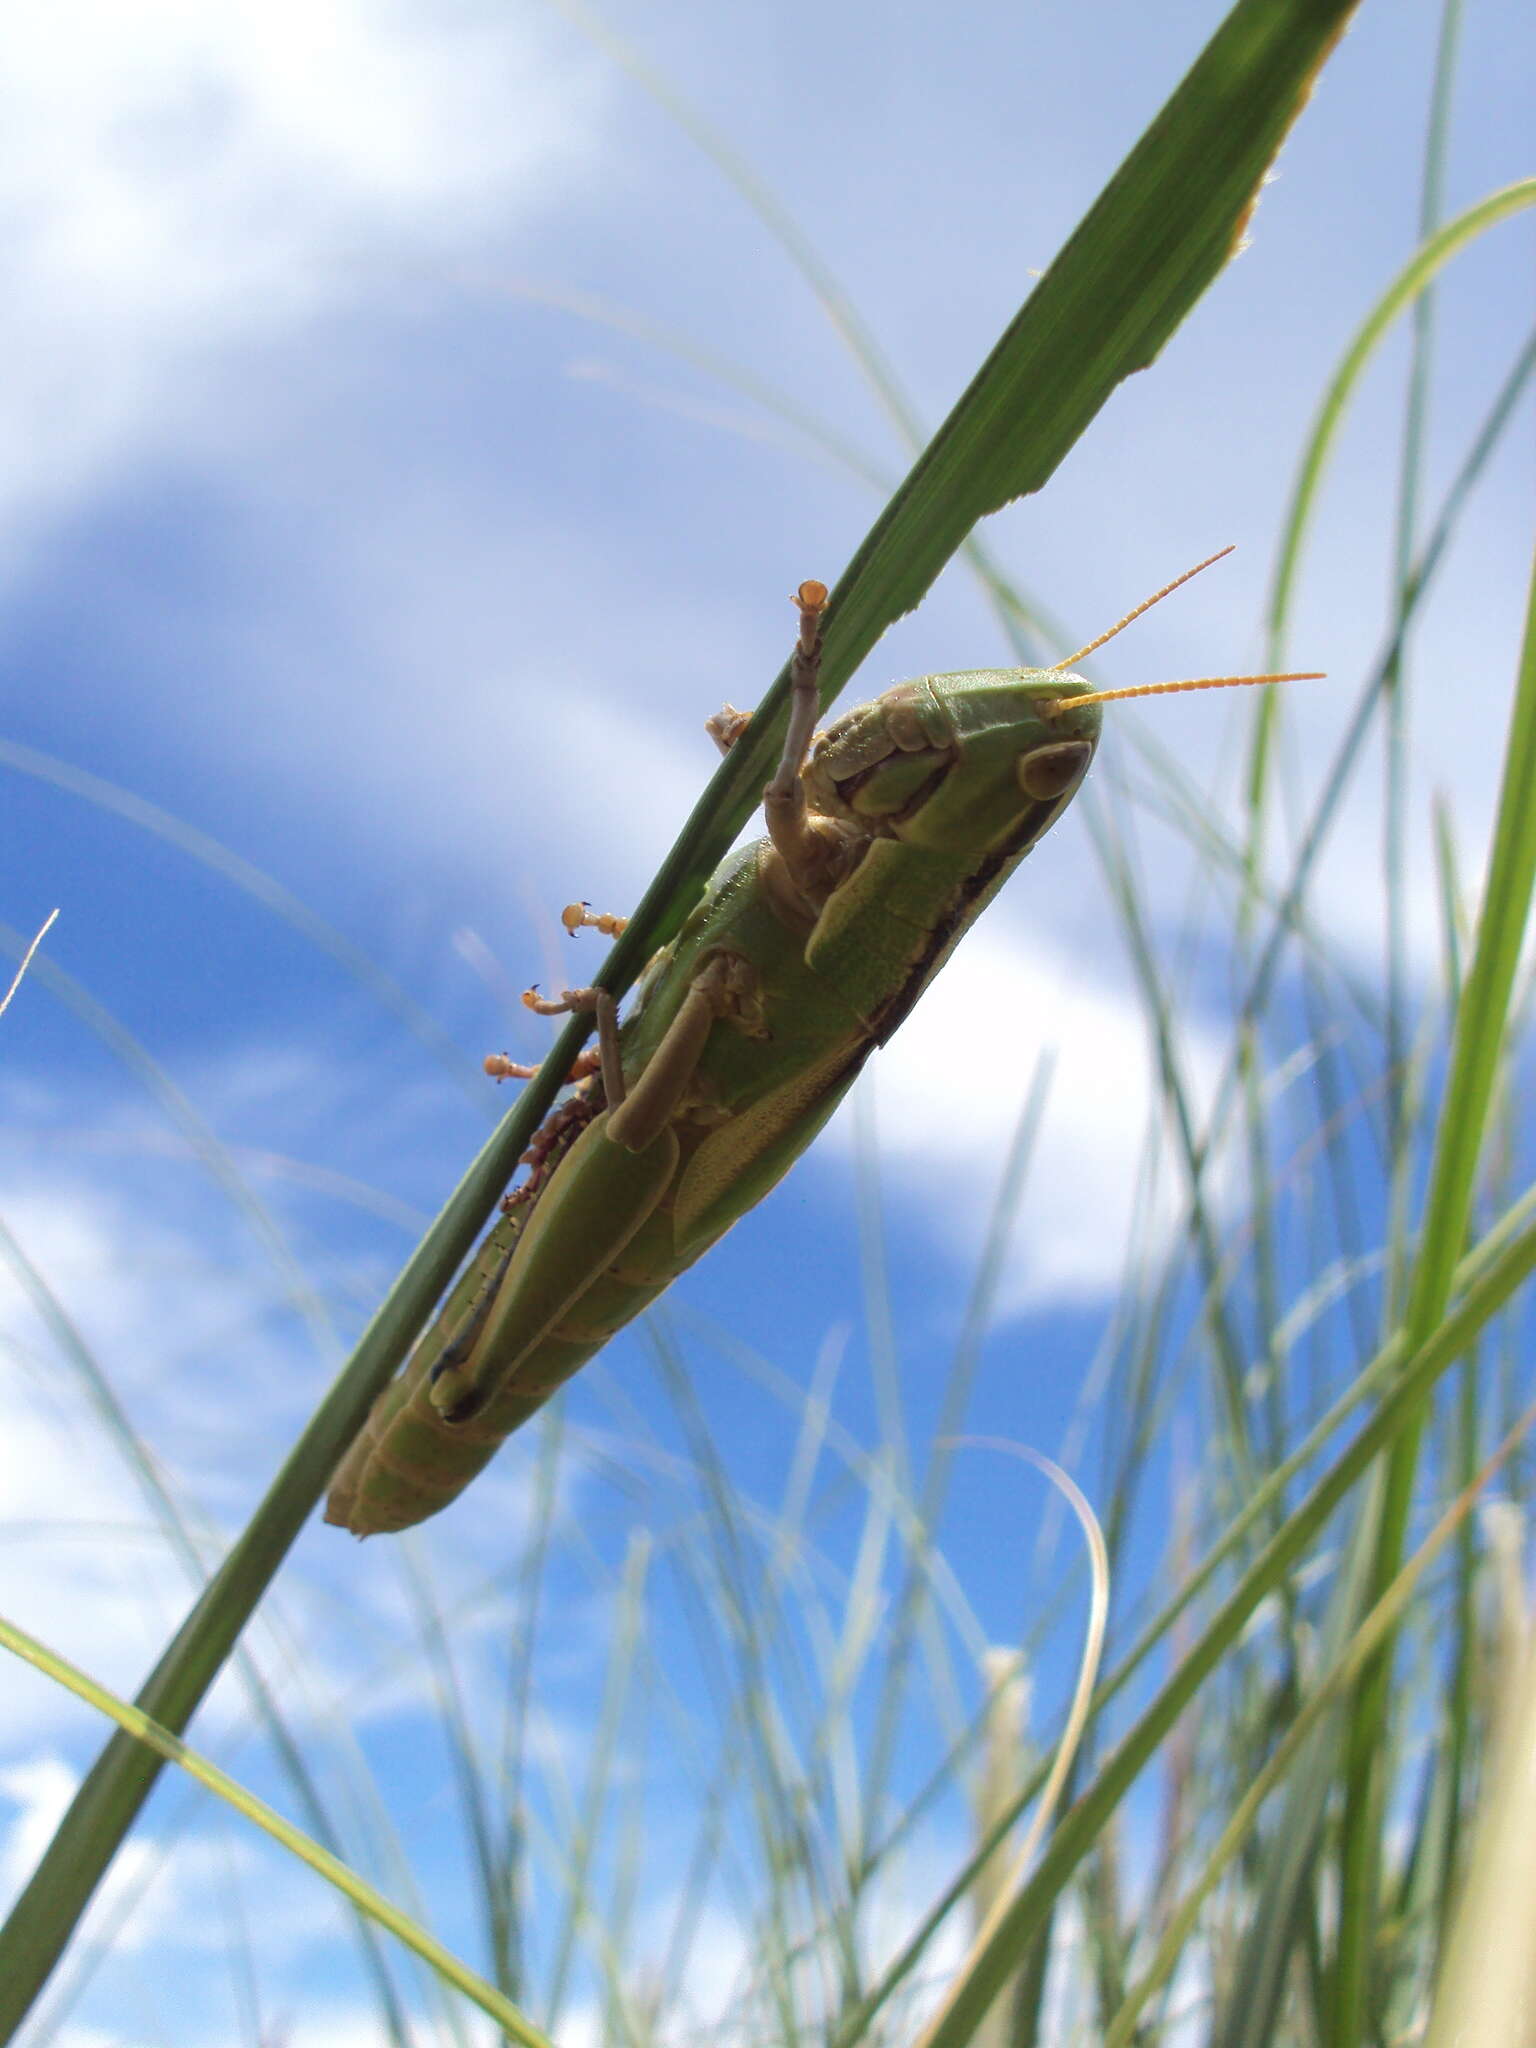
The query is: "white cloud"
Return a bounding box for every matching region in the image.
[0,1754,360,2048]
[0,1754,157,1952]
[247,2008,419,2048]
[0,0,602,554]
[0,1754,84,1898]
[0,1043,608,1726]
[833,920,1226,1308]
[0,1179,247,1699]
[0,1152,354,1740]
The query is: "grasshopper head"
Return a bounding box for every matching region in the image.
[804,668,1101,860]
[800,545,1317,873]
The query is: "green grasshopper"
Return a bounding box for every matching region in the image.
[326,561,1316,1535]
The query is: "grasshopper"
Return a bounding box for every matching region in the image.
[326,560,1316,1535]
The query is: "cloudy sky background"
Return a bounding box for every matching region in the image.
[0,0,1532,2040]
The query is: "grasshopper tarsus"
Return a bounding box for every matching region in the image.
[766,577,829,805]
[705,703,752,756]
[793,578,828,639]
[562,902,628,939]
[522,983,601,1018]
[485,1045,605,1086]
[485,1051,538,1081]
[519,987,624,1107]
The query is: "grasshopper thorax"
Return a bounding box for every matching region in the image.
[804,668,1100,857]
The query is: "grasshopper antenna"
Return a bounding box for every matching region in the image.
[1049,546,1235,673]
[1056,668,1325,713]
[1043,546,1321,715]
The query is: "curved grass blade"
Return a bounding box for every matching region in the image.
[1263,177,1536,671]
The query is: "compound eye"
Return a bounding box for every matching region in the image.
[1017,739,1091,801]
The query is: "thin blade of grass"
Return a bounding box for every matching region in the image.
[0,907,57,1019]
[0,1611,556,2048]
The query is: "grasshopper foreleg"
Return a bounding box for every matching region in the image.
[765,579,829,806]
[758,580,862,902]
[707,583,847,900]
[519,956,757,1151]
[608,952,761,1149]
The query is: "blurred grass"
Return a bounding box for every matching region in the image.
[5,0,1536,2042]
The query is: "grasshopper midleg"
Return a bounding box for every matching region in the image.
[326,562,1320,1535]
[424,954,764,1430]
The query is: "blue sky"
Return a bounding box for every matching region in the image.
[0,0,1533,2041]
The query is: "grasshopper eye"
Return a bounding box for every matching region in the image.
[1017,739,1091,801]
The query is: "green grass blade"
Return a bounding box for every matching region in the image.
[0,1612,554,2048]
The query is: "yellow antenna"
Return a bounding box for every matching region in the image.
[1059,669,1324,713]
[1049,545,1235,673]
